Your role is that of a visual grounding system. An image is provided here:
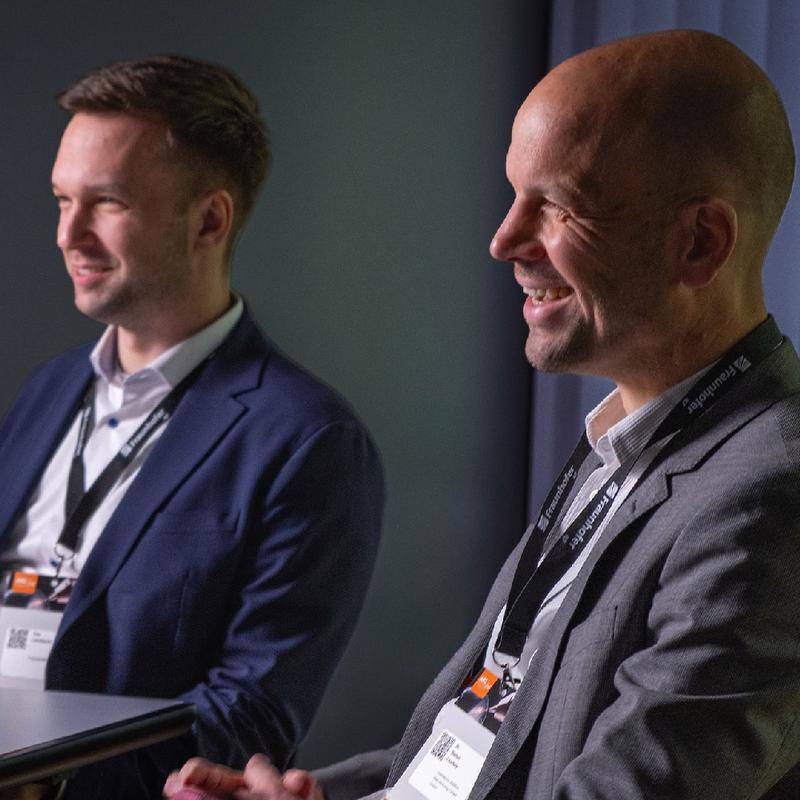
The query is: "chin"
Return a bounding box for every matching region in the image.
[75,292,130,327]
[74,300,106,324]
[525,326,597,374]
[525,341,575,374]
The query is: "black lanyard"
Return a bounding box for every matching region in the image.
[493,316,783,662]
[54,359,208,567]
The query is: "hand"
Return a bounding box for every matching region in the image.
[245,756,324,800]
[164,755,325,800]
[163,758,246,799]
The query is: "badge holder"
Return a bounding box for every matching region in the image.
[0,570,74,688]
[388,655,519,800]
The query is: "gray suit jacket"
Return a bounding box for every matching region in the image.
[317,336,800,800]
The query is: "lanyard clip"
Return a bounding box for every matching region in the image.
[52,543,75,578]
[491,649,520,698]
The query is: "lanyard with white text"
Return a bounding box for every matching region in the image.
[54,359,208,571]
[493,316,783,663]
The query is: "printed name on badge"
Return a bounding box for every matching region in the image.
[387,688,494,800]
[0,626,55,681]
[408,729,484,800]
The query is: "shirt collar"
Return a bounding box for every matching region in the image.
[585,364,714,468]
[89,297,243,389]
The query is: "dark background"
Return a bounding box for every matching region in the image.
[2,1,547,767]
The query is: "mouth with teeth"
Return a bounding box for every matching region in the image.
[523,286,573,305]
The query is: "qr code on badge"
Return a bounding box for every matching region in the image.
[431,731,456,761]
[7,628,28,650]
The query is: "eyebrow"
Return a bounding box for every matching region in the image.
[522,182,584,209]
[546,186,582,206]
[51,182,128,195]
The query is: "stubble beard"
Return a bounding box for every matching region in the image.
[76,280,140,329]
[524,316,596,374]
[75,224,192,331]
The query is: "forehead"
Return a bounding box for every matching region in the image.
[52,112,179,189]
[506,76,646,211]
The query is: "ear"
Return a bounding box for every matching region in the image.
[676,198,737,288]
[194,189,235,252]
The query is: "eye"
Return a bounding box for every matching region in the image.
[541,200,570,221]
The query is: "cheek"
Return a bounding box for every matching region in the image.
[547,225,611,289]
[107,222,150,263]
[564,221,615,265]
[544,225,581,270]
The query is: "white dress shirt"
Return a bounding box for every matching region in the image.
[0,300,243,578]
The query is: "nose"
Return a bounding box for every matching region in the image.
[56,203,94,251]
[489,199,546,264]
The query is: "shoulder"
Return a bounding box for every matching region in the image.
[262,350,363,423]
[626,351,800,592]
[665,337,800,483]
[3,343,93,415]
[223,311,370,436]
[20,343,93,388]
[700,372,800,483]
[655,380,800,598]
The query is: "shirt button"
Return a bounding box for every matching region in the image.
[108,417,119,428]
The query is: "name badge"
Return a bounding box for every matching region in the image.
[389,668,511,800]
[0,571,74,687]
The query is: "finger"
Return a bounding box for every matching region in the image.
[163,775,219,800]
[242,754,287,795]
[166,791,220,800]
[163,773,184,797]
[178,758,215,786]
[179,758,246,793]
[282,770,320,800]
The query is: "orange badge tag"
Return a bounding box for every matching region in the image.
[469,668,499,699]
[11,572,38,595]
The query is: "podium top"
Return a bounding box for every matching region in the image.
[0,688,194,788]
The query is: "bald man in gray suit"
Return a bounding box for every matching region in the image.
[166,29,800,800]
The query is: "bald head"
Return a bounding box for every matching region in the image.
[492,30,795,406]
[534,30,794,260]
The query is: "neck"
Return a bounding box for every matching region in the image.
[615,312,767,416]
[116,334,178,373]
[115,293,233,373]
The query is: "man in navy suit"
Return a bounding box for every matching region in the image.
[0,55,384,799]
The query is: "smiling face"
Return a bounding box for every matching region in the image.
[52,112,200,336]
[490,74,686,388]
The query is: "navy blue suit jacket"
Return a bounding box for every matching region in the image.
[0,309,384,797]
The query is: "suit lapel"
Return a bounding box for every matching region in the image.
[55,314,269,643]
[468,339,800,799]
[0,355,92,548]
